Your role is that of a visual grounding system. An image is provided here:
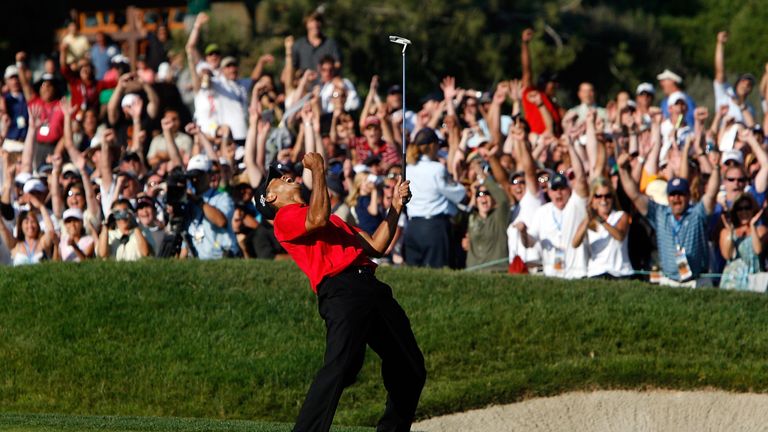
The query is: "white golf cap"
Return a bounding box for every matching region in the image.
[156,62,171,81]
[14,172,32,185]
[636,82,655,95]
[467,134,490,149]
[656,69,682,84]
[62,208,84,221]
[668,91,686,106]
[62,163,79,176]
[195,62,214,75]
[4,65,19,79]
[187,154,211,172]
[121,93,139,108]
[111,54,130,65]
[723,149,744,165]
[22,178,46,194]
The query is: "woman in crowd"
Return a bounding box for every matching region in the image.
[0,195,56,266]
[58,207,95,262]
[719,194,767,290]
[463,162,509,272]
[571,176,633,278]
[346,171,383,235]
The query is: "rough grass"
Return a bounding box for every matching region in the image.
[2,260,768,430]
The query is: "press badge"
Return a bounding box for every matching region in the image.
[16,116,26,129]
[675,247,693,281]
[39,124,50,137]
[194,226,205,242]
[553,247,565,273]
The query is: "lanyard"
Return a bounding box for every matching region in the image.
[551,207,563,233]
[669,213,685,248]
[23,239,37,258]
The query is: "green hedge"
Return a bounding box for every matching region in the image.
[2,260,768,428]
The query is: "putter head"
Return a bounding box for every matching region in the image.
[388,35,411,45]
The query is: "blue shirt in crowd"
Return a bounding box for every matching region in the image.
[646,200,709,280]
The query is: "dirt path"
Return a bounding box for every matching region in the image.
[413,390,768,432]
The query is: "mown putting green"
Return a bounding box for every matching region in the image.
[2,260,768,429]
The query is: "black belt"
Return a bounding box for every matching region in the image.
[409,213,450,221]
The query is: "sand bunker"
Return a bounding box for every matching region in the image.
[413,390,768,432]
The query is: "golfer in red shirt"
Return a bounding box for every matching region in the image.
[257,152,426,432]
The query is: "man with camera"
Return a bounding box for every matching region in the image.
[181,154,236,259]
[98,199,152,261]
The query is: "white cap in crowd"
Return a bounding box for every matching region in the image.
[668,91,686,106]
[187,154,212,172]
[656,69,683,84]
[636,82,655,95]
[722,149,744,165]
[4,65,19,79]
[62,208,84,222]
[22,178,46,194]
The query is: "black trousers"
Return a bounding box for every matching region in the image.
[404,216,451,268]
[292,267,426,432]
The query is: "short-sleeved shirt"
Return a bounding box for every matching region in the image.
[3,92,28,141]
[291,36,342,71]
[273,203,374,292]
[646,200,709,280]
[528,194,588,278]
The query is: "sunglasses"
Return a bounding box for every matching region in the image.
[67,190,83,197]
[476,190,490,198]
[593,193,612,200]
[735,206,753,212]
[511,178,525,185]
[537,175,550,184]
[726,177,748,183]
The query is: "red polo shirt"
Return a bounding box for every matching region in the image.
[273,203,375,292]
[522,87,561,134]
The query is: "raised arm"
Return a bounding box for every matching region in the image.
[49,154,64,218]
[702,151,721,215]
[107,73,131,126]
[185,13,208,68]
[360,75,379,129]
[142,81,160,119]
[617,152,649,216]
[302,152,330,232]
[742,128,768,193]
[244,105,265,189]
[520,28,534,88]
[15,52,34,102]
[513,124,539,196]
[20,106,39,175]
[714,31,728,84]
[250,54,274,81]
[644,108,663,175]
[566,136,589,198]
[280,36,295,95]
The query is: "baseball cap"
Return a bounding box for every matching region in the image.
[62,208,84,222]
[221,56,238,68]
[23,178,46,194]
[4,65,19,79]
[136,196,155,209]
[363,116,381,128]
[387,84,402,95]
[14,172,32,186]
[39,73,55,83]
[636,82,655,95]
[412,128,438,146]
[723,149,744,165]
[62,163,80,178]
[548,173,569,190]
[666,177,690,195]
[204,43,221,55]
[467,134,489,149]
[656,69,683,84]
[668,91,686,106]
[255,165,284,220]
[187,154,212,173]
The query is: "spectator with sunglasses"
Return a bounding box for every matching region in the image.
[618,150,721,287]
[463,155,509,272]
[571,176,633,278]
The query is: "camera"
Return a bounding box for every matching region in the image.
[367,174,384,186]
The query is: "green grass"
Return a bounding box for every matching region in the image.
[2,260,768,430]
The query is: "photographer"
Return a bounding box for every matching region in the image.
[98,199,152,261]
[181,154,237,259]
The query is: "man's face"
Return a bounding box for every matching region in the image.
[636,92,653,108]
[667,192,689,217]
[724,166,748,194]
[736,78,753,98]
[223,63,238,80]
[164,111,180,132]
[510,177,525,201]
[137,205,156,226]
[577,83,594,105]
[363,124,382,143]
[319,62,334,83]
[266,174,300,206]
[206,52,221,69]
[39,81,54,101]
[547,186,571,209]
[659,79,676,95]
[306,18,321,36]
[6,76,20,92]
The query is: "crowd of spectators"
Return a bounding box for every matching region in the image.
[2,13,768,290]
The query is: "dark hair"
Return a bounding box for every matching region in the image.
[318,55,335,67]
[304,11,324,24]
[16,209,41,242]
[112,198,135,212]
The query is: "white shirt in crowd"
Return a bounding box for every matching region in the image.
[194,77,248,140]
[527,194,588,278]
[507,190,543,263]
[320,78,361,114]
[585,210,633,277]
[713,80,755,124]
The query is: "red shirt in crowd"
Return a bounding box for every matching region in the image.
[27,97,64,146]
[351,137,401,170]
[273,203,376,292]
[522,87,561,134]
[60,65,115,114]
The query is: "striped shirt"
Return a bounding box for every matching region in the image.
[351,137,401,169]
[646,201,709,280]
